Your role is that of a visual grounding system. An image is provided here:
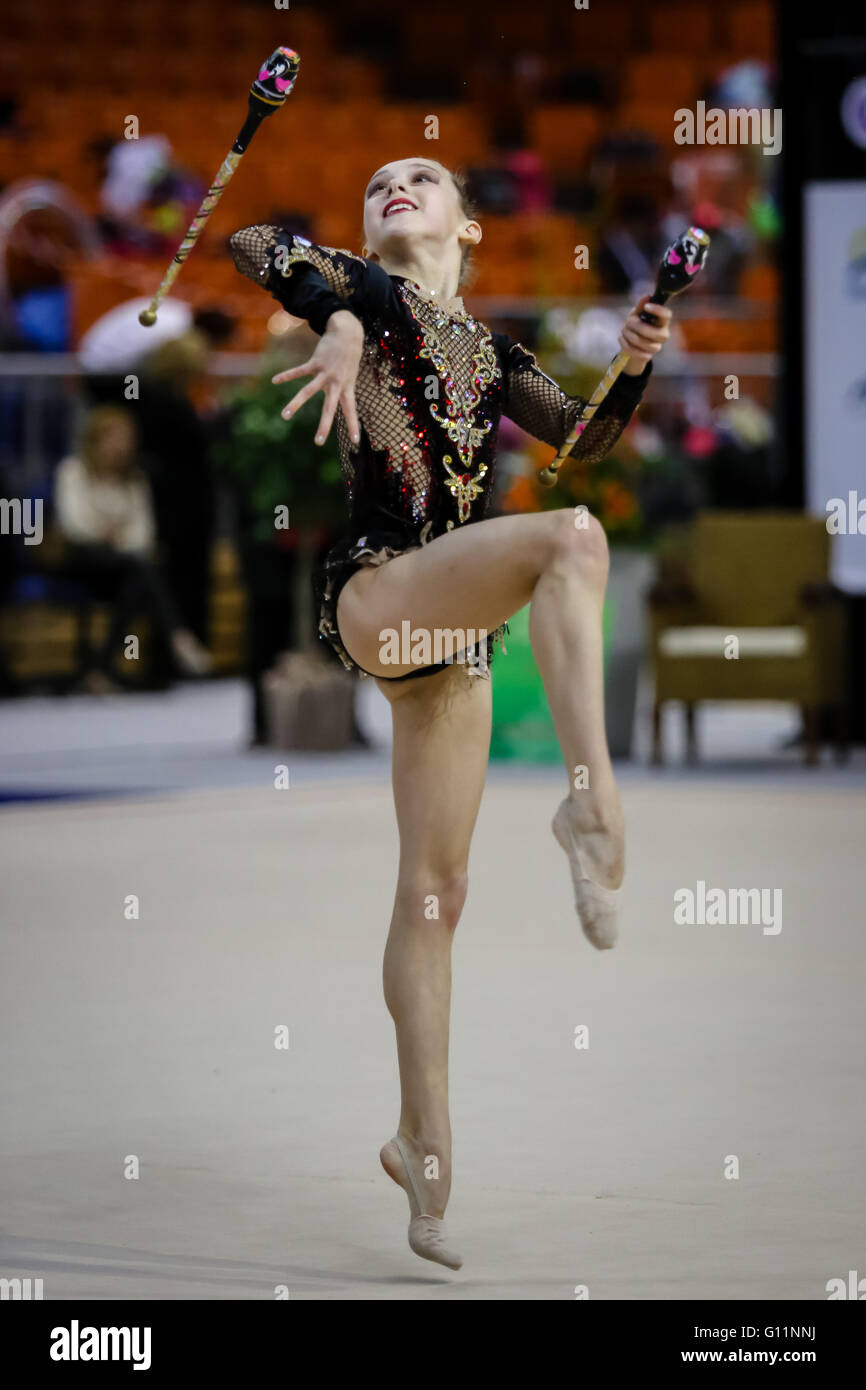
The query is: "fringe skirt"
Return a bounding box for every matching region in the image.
[312,520,509,683]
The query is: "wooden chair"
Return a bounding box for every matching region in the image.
[648,513,849,765]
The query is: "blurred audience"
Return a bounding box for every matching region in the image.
[77,296,195,375]
[0,0,788,711]
[216,325,350,746]
[54,405,212,693]
[83,306,237,648]
[596,192,664,299]
[91,133,206,258]
[135,312,235,646]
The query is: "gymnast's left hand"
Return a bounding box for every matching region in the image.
[620,297,672,374]
[271,310,363,445]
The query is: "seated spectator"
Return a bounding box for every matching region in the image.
[54,405,212,693]
[597,193,663,299]
[95,133,205,258]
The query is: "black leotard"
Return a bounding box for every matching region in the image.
[230,227,652,680]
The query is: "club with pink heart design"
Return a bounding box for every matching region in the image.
[538,226,711,486]
[138,47,300,327]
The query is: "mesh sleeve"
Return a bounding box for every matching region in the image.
[229,225,369,335]
[503,341,651,465]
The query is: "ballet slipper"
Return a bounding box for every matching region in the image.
[380,1135,463,1271]
[552,797,622,950]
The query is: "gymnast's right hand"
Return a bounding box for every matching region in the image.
[271,309,363,446]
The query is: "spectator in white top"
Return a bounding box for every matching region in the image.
[55,405,212,692]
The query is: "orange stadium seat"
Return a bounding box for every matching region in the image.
[0,137,35,186]
[738,261,779,301]
[621,55,700,108]
[358,112,488,169]
[373,105,435,150]
[724,2,775,59]
[4,0,779,368]
[533,215,597,297]
[68,263,142,341]
[613,102,683,152]
[404,12,471,57]
[678,317,776,354]
[327,57,384,102]
[564,2,636,56]
[475,6,554,50]
[466,214,540,297]
[434,116,490,167]
[529,107,603,176]
[310,214,363,256]
[0,43,30,95]
[695,52,743,90]
[647,6,716,54]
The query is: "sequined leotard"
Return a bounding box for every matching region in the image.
[230,227,652,681]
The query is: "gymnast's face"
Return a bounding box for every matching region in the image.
[362,157,480,271]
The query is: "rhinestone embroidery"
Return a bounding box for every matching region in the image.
[272,237,356,299]
[230,228,650,682]
[397,281,500,524]
[231,229,647,524]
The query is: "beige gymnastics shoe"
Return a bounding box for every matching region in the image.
[552,796,622,950]
[380,1134,463,1271]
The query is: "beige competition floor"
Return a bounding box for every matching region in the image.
[2,761,864,1300]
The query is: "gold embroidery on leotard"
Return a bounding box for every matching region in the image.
[398,282,500,523]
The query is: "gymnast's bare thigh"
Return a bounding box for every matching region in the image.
[335,509,591,681]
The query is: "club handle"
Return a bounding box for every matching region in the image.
[638,291,669,325]
[139,46,300,327]
[539,291,667,485]
[233,85,290,153]
[537,349,630,486]
[233,103,268,155]
[537,227,710,488]
[138,149,243,325]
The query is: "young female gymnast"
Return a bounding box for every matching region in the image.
[230,158,672,1270]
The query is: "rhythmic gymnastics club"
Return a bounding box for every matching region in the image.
[138,47,301,327]
[538,226,711,486]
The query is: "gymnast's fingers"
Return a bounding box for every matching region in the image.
[619,325,661,360]
[633,295,673,325]
[625,314,670,346]
[281,373,325,419]
[315,382,341,444]
[272,360,315,385]
[340,385,361,445]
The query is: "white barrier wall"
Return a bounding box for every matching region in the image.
[803,184,866,594]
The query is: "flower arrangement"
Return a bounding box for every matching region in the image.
[498,312,673,545]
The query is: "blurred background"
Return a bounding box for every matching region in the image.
[0,0,863,794]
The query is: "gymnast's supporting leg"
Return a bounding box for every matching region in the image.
[376,663,492,1269]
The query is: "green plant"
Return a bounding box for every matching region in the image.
[214,356,346,543]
